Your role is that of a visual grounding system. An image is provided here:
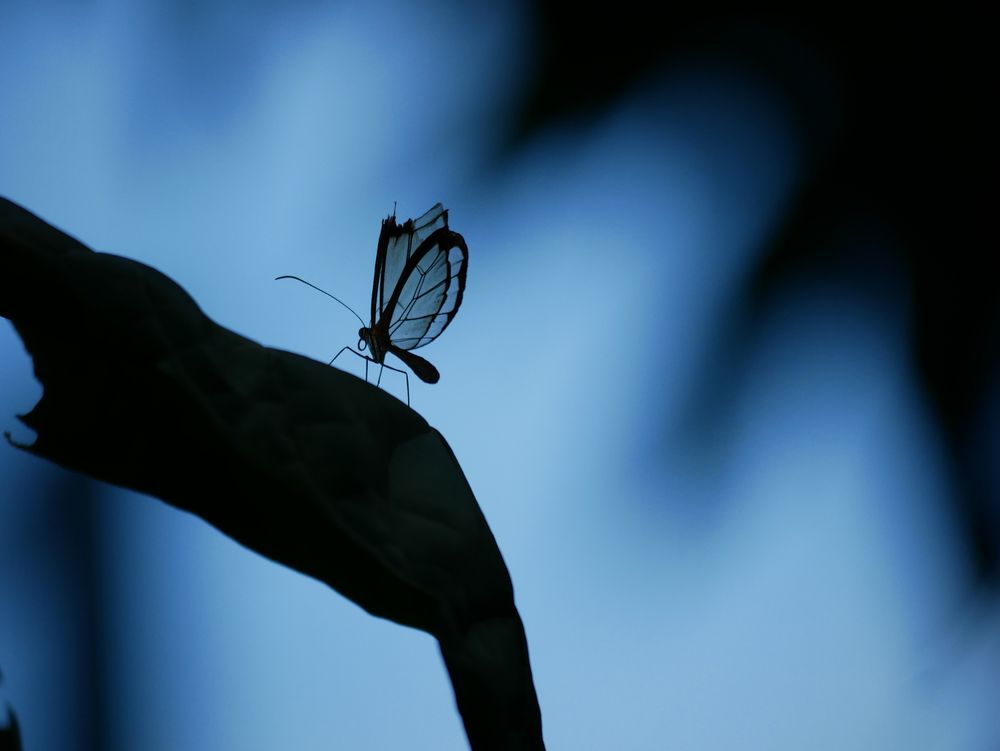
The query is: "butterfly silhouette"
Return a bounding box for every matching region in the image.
[278,203,468,403]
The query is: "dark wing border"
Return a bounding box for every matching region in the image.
[370,214,394,327]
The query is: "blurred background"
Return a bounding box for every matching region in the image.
[1,2,997,749]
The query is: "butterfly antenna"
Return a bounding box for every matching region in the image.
[275,275,366,327]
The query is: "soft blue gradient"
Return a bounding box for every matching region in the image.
[2,2,997,750]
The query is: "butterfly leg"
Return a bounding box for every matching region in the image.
[329,346,352,366]
[375,361,411,405]
[329,347,373,383]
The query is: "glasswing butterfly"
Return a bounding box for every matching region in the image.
[278,203,468,404]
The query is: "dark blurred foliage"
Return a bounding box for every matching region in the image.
[0,708,22,751]
[0,473,109,751]
[507,6,997,587]
[0,668,23,751]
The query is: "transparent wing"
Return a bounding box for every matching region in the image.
[376,203,448,320]
[383,227,468,351]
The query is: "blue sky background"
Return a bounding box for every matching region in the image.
[1,2,998,749]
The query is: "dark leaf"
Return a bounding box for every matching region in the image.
[0,197,544,751]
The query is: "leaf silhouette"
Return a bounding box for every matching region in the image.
[0,197,544,751]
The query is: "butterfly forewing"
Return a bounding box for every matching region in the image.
[377,202,449,320]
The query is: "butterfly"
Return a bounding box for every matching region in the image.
[278,203,468,403]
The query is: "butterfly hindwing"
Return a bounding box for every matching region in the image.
[387,229,467,350]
